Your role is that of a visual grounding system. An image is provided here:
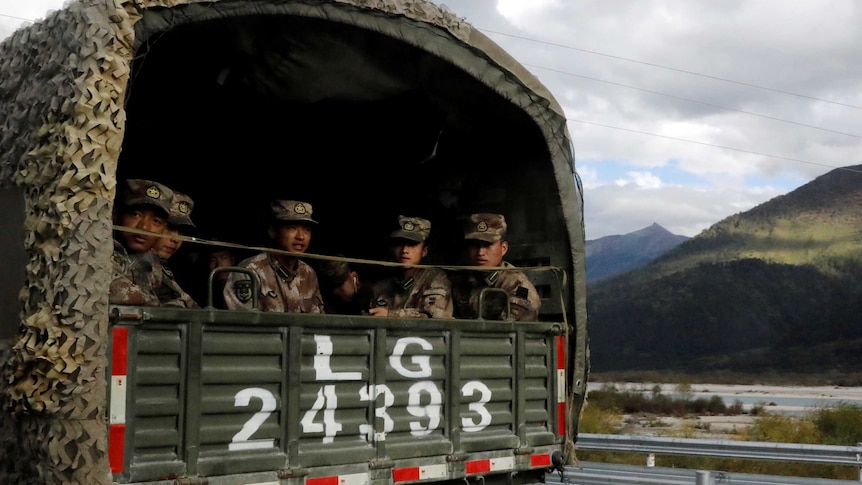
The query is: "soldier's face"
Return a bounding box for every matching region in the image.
[270,223,312,253]
[118,206,168,253]
[468,240,508,267]
[208,250,236,282]
[154,228,182,259]
[391,239,427,265]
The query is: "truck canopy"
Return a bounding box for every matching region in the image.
[0,1,589,483]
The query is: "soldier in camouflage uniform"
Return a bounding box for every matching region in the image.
[152,190,200,308]
[368,215,453,319]
[318,257,373,315]
[451,213,541,321]
[110,179,197,307]
[223,200,324,313]
[153,191,194,260]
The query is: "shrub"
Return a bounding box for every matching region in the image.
[579,402,623,434]
[812,403,862,445]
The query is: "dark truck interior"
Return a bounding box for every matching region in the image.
[116,6,571,318]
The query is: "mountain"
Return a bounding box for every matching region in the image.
[586,165,862,378]
[585,223,688,283]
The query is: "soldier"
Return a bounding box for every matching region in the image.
[223,199,324,313]
[203,247,236,309]
[109,179,172,306]
[152,190,200,308]
[153,191,195,260]
[318,257,373,315]
[367,215,452,318]
[451,213,541,321]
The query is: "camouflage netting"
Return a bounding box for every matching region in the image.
[0,0,135,482]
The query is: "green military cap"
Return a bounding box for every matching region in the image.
[390,215,431,242]
[271,199,318,225]
[122,179,173,216]
[168,191,195,229]
[463,213,507,243]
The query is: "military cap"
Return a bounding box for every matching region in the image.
[168,191,195,229]
[271,199,318,225]
[121,179,173,216]
[390,215,431,243]
[463,213,507,243]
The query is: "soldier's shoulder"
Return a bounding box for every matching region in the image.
[238,252,268,268]
[297,259,316,274]
[500,262,534,286]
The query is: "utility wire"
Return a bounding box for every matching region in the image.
[0,13,34,22]
[570,118,862,175]
[480,28,862,111]
[527,63,862,140]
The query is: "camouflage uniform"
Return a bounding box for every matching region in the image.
[223,252,324,312]
[223,200,324,313]
[452,213,541,321]
[370,215,453,318]
[371,267,453,318]
[451,262,540,321]
[152,257,200,308]
[110,180,200,308]
[155,191,200,308]
[110,240,160,305]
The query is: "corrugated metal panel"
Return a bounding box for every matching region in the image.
[112,311,563,484]
[458,333,518,453]
[523,336,555,446]
[297,330,377,467]
[126,326,186,481]
[196,328,286,476]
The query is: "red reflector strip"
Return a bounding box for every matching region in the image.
[530,453,551,468]
[109,326,129,474]
[465,456,514,475]
[558,401,566,436]
[112,327,128,374]
[465,460,490,474]
[393,468,419,483]
[307,473,369,485]
[109,424,125,473]
[392,464,447,483]
[307,477,339,485]
[555,336,566,437]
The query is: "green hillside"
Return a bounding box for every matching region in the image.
[587,165,862,378]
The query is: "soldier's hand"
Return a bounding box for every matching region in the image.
[368,307,389,317]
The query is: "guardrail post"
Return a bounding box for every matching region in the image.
[646,453,655,467]
[857,442,862,482]
[695,470,712,485]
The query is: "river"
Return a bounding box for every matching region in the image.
[587,382,862,415]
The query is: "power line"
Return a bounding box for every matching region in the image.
[480,28,862,111]
[526,63,862,140]
[570,118,862,174]
[0,13,34,23]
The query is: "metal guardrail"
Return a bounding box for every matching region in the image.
[547,462,858,485]
[577,433,862,466]
[556,433,862,484]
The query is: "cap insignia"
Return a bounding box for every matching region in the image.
[146,185,161,199]
[404,221,415,231]
[177,201,191,214]
[477,221,488,232]
[294,203,307,214]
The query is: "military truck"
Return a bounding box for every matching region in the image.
[0,0,590,484]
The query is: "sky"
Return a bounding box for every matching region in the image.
[2,1,861,240]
